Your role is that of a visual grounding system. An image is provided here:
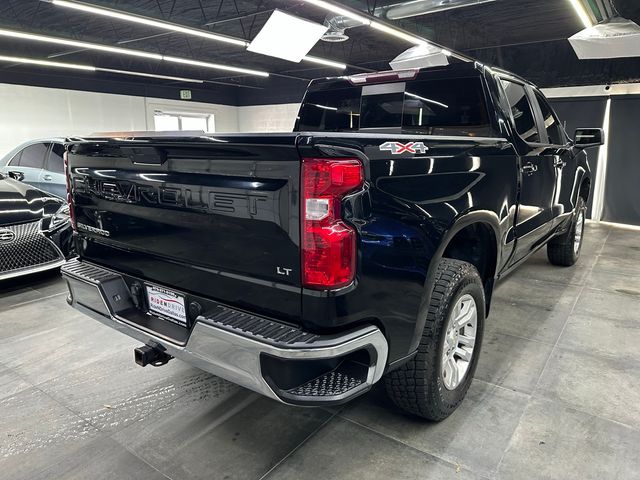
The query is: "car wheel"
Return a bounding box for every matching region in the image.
[384,258,485,421]
[547,196,586,267]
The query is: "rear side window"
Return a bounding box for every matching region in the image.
[500,80,540,143]
[296,87,362,132]
[15,143,48,169]
[402,77,492,136]
[47,143,65,174]
[297,77,493,137]
[533,91,565,145]
[8,151,22,166]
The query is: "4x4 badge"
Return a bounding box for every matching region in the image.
[380,141,428,155]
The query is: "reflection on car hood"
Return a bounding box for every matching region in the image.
[0,177,63,227]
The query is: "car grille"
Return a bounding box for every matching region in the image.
[0,221,64,277]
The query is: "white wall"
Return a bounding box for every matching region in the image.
[0,83,239,158]
[0,82,301,159]
[237,103,300,133]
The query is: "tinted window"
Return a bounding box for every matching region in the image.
[402,77,492,136]
[17,143,47,169]
[501,80,540,143]
[8,151,22,166]
[534,92,565,145]
[47,143,65,174]
[297,77,493,137]
[297,87,361,132]
[360,92,403,129]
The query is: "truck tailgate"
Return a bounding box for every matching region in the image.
[67,134,302,322]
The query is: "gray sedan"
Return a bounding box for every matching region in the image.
[0,139,67,198]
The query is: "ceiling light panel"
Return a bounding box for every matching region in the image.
[51,0,248,47]
[247,10,328,62]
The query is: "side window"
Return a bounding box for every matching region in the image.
[47,143,65,174]
[533,92,565,145]
[402,77,493,137]
[8,151,22,166]
[17,143,48,169]
[297,87,362,132]
[500,80,540,143]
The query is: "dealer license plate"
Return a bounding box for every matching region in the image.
[146,284,187,326]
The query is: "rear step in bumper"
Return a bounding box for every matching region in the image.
[61,259,388,406]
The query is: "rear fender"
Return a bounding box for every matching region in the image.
[408,210,501,353]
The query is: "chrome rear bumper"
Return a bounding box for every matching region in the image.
[62,259,388,405]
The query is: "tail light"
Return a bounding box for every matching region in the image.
[63,150,76,230]
[302,158,364,289]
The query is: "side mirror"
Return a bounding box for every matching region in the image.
[574,128,604,148]
[7,171,25,182]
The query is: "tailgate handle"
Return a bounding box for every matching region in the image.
[121,147,167,165]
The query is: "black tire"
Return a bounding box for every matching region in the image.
[547,197,586,267]
[384,258,485,421]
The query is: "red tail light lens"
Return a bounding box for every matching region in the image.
[63,150,76,230]
[302,158,364,289]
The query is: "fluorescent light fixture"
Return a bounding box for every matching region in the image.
[303,0,371,25]
[0,28,270,77]
[302,55,347,69]
[0,54,95,71]
[97,68,204,83]
[370,21,427,46]
[0,28,162,60]
[247,10,327,62]
[0,54,205,83]
[48,1,350,71]
[568,0,594,28]
[51,0,248,47]
[163,55,269,77]
[591,97,611,220]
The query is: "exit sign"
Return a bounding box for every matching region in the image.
[180,90,192,100]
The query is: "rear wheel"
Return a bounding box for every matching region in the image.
[547,197,586,266]
[384,258,485,421]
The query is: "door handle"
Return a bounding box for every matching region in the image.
[521,163,538,175]
[553,158,566,168]
[43,174,52,181]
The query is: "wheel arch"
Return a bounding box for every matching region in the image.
[408,211,501,354]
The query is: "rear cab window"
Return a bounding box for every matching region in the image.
[296,74,495,137]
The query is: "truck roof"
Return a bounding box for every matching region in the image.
[306,61,535,92]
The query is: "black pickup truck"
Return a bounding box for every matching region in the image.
[61,62,603,420]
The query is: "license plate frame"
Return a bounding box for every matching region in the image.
[145,284,187,326]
